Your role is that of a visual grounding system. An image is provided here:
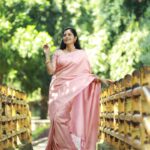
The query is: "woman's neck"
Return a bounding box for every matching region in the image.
[65,44,76,52]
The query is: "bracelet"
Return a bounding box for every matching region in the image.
[45,60,50,64]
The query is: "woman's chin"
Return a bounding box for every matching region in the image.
[64,41,73,45]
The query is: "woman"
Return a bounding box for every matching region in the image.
[43,27,111,150]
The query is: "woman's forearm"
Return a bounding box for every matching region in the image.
[45,55,54,75]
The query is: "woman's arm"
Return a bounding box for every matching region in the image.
[43,44,55,75]
[84,51,114,85]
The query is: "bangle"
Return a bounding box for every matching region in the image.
[45,60,50,64]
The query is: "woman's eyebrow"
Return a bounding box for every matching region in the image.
[63,33,71,36]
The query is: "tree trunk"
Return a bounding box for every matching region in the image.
[61,0,66,30]
[0,74,3,84]
[40,88,49,119]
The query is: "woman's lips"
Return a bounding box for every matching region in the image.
[64,39,71,42]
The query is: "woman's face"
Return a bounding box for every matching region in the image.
[63,29,77,45]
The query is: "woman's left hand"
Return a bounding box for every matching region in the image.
[93,75,114,85]
[106,79,114,84]
[94,75,101,83]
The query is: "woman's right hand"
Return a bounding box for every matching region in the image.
[43,44,50,56]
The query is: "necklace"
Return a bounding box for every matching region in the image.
[64,48,77,53]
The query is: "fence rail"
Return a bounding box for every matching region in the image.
[0,85,32,150]
[97,66,150,150]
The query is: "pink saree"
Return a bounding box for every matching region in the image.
[45,50,101,150]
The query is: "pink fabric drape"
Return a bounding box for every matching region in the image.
[45,50,101,150]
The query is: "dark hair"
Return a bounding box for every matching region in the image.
[60,27,82,50]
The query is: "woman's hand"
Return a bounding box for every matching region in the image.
[102,79,114,86]
[43,44,50,56]
[94,75,101,83]
[94,75,114,85]
[105,79,114,84]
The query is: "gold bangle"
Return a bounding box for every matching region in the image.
[45,60,50,64]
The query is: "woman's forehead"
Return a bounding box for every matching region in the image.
[64,29,72,34]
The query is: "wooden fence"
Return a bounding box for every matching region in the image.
[0,85,32,150]
[97,66,150,150]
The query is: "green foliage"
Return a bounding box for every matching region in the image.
[3,25,55,92]
[0,0,58,118]
[86,0,150,80]
[109,28,148,80]
[0,0,150,118]
[32,125,49,141]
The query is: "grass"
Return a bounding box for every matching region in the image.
[32,125,49,141]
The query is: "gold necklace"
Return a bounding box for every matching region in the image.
[64,49,76,53]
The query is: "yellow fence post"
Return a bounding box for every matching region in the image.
[97,66,150,150]
[0,85,32,150]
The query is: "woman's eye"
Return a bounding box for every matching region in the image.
[63,33,72,37]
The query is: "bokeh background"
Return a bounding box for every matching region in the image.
[0,0,150,119]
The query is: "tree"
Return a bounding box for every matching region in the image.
[0,0,150,118]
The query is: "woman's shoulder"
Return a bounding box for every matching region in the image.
[53,49,64,56]
[76,49,86,53]
[78,49,88,55]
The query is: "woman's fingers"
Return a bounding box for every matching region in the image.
[94,76,101,83]
[95,78,101,83]
[43,44,50,55]
[102,79,109,86]
[43,44,49,49]
[93,76,114,85]
[107,79,114,84]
